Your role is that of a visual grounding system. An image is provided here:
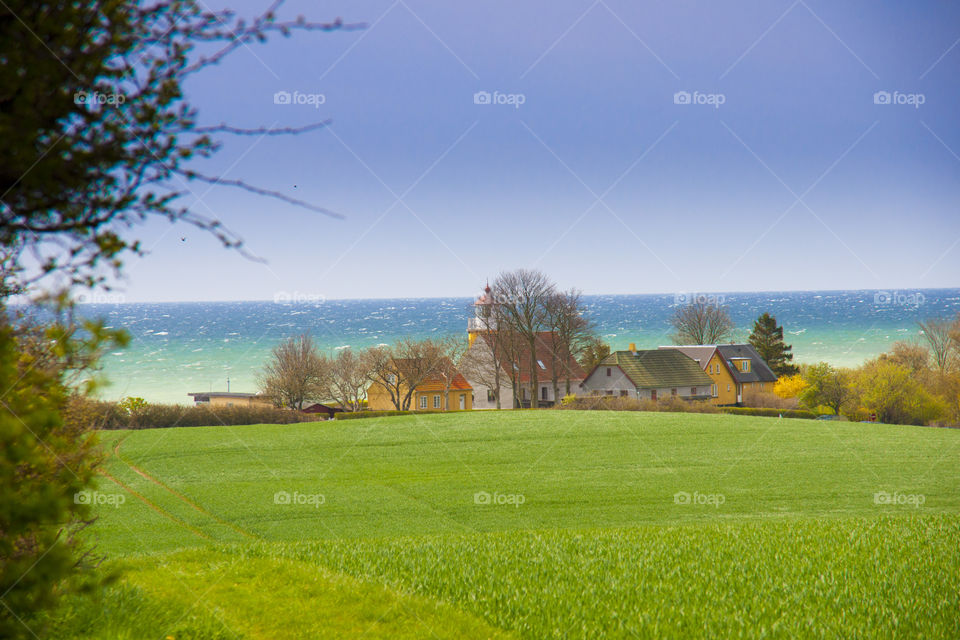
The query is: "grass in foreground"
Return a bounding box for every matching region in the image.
[42,411,960,638]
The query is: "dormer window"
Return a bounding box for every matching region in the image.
[606,367,611,377]
[537,360,546,370]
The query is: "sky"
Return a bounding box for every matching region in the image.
[105,0,960,302]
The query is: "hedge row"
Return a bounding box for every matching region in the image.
[720,407,818,419]
[66,397,321,430]
[335,409,465,420]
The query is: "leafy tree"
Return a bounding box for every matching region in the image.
[579,337,611,374]
[800,362,850,415]
[748,312,798,376]
[1,1,359,293]
[849,359,944,425]
[774,373,808,399]
[670,301,734,345]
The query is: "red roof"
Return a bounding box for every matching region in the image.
[478,332,585,383]
[417,372,472,392]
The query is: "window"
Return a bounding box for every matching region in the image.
[651,390,658,401]
[671,388,677,396]
[760,382,764,391]
[620,390,628,397]
[542,386,548,400]
[487,389,496,402]
[691,387,697,396]
[537,360,546,370]
[606,390,613,396]
[522,388,528,400]
[727,384,731,392]
[433,395,441,409]
[420,396,427,409]
[711,384,718,397]
[742,360,750,372]
[606,367,612,377]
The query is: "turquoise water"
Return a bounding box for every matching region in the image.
[83,289,960,404]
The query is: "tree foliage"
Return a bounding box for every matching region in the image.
[0,0,360,292]
[748,312,798,376]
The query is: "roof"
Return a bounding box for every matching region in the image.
[591,349,713,389]
[477,332,586,384]
[715,344,778,383]
[416,372,472,392]
[657,345,717,370]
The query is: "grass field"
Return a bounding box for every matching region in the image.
[45,411,960,638]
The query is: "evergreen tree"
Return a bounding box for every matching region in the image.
[748,313,799,376]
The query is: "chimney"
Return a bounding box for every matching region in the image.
[628,342,636,353]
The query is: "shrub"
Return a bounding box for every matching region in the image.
[721,407,817,419]
[335,410,460,421]
[557,395,719,413]
[66,397,321,430]
[741,389,799,410]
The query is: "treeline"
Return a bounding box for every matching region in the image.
[771,314,960,426]
[66,397,317,430]
[259,269,601,410]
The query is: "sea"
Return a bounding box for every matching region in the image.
[79,288,960,404]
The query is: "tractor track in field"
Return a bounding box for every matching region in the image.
[97,466,212,541]
[104,437,260,541]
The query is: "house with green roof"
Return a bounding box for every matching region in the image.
[579,344,714,401]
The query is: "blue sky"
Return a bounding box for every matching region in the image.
[114,0,960,302]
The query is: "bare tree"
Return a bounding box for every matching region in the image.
[257,334,328,410]
[670,302,735,345]
[327,348,370,412]
[364,338,447,410]
[434,336,469,410]
[545,288,593,398]
[493,269,556,408]
[918,317,956,374]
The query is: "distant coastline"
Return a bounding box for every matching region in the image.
[77,288,960,404]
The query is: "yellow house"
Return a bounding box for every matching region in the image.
[187,391,273,407]
[658,345,778,406]
[367,370,473,411]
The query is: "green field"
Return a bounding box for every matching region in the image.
[48,411,960,638]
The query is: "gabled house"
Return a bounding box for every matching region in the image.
[658,344,778,405]
[579,345,713,400]
[366,358,474,411]
[464,332,586,409]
